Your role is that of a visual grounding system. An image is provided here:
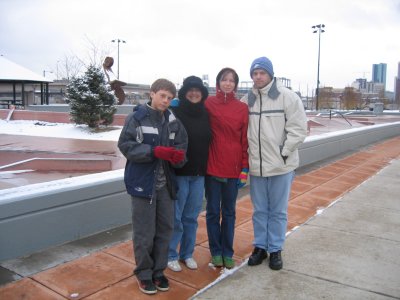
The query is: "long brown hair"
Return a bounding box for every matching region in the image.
[216,67,239,91]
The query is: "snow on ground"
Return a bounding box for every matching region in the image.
[0,119,124,199]
[0,120,122,141]
[2,118,400,143]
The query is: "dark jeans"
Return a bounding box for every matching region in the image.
[205,176,238,258]
[131,185,174,280]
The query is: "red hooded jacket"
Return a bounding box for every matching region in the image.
[205,90,249,178]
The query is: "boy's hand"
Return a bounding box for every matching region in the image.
[154,146,185,164]
[171,149,185,164]
[154,146,175,161]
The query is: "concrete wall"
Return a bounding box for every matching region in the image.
[0,107,130,126]
[25,104,135,115]
[0,170,131,261]
[0,158,112,172]
[299,123,400,167]
[0,123,399,261]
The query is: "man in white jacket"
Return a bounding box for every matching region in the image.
[241,56,307,270]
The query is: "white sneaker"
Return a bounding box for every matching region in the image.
[184,258,198,270]
[167,260,182,272]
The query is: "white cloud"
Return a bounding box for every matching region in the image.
[1,0,399,95]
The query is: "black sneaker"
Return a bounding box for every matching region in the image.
[248,247,268,266]
[153,275,169,291]
[269,251,283,270]
[137,278,157,294]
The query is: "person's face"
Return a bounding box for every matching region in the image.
[150,89,174,112]
[252,69,272,89]
[219,72,236,93]
[186,88,202,103]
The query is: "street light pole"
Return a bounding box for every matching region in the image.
[111,39,126,79]
[43,70,53,77]
[312,24,325,111]
[56,60,60,80]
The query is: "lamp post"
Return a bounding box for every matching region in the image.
[56,60,60,80]
[312,24,325,111]
[43,70,53,77]
[111,38,126,79]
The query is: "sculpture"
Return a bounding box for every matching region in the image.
[102,56,126,105]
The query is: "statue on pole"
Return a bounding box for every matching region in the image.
[103,56,126,105]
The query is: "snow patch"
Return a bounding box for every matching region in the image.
[0,119,122,141]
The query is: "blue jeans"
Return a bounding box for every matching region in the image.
[168,176,204,261]
[205,176,238,258]
[250,171,294,253]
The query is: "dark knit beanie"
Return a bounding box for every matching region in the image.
[178,76,209,101]
[250,56,274,78]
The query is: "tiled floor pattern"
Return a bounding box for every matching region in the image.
[1,136,400,300]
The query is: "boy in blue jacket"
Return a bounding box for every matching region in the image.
[118,78,188,295]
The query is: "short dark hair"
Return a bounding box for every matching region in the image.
[216,68,239,91]
[150,79,176,97]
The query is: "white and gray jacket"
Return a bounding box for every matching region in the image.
[241,79,307,177]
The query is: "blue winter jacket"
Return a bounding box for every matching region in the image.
[118,103,188,200]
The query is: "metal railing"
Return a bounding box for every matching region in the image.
[330,110,353,126]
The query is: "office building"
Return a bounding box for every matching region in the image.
[372,63,387,89]
[395,62,400,109]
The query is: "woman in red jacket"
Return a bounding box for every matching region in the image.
[204,67,249,269]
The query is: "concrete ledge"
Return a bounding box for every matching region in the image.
[0,158,112,172]
[299,122,400,167]
[0,123,399,261]
[25,104,135,115]
[0,170,131,261]
[0,108,130,126]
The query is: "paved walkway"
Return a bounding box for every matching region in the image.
[195,148,400,299]
[0,136,399,299]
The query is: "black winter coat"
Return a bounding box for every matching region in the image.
[172,98,211,176]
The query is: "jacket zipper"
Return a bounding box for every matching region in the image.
[150,116,172,205]
[150,122,162,205]
[258,90,263,176]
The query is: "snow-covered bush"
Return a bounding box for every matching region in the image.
[66,65,116,128]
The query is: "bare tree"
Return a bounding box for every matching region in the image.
[81,35,112,69]
[57,54,84,81]
[55,36,112,81]
[318,87,335,109]
[342,87,361,110]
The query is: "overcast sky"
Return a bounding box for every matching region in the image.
[1,0,400,95]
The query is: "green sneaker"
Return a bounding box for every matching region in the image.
[211,255,223,267]
[223,257,235,269]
